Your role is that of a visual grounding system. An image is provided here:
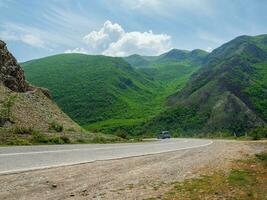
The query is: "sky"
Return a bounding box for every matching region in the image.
[0,0,267,61]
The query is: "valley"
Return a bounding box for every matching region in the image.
[22,50,203,134]
[22,34,267,137]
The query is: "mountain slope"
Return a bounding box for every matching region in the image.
[22,54,163,129]
[125,49,208,111]
[0,40,81,132]
[23,51,204,133]
[123,54,150,68]
[144,34,267,135]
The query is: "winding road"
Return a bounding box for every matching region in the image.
[0,138,212,175]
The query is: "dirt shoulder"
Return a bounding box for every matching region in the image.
[0,140,266,200]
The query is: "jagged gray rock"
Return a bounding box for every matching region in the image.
[0,40,29,92]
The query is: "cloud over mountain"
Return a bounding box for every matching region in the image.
[66,21,172,56]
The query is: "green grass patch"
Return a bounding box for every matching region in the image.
[153,151,267,200]
[228,169,256,187]
[256,152,267,165]
[0,127,122,145]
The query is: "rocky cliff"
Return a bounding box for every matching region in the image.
[0,40,81,132]
[0,40,29,92]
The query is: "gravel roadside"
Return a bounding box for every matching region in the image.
[0,140,265,200]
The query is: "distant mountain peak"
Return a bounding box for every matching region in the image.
[205,34,267,65]
[158,34,267,134]
[159,48,208,63]
[161,49,189,59]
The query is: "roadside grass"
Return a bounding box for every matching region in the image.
[0,127,123,146]
[145,151,267,200]
[83,118,144,132]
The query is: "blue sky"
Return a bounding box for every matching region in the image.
[1,0,267,61]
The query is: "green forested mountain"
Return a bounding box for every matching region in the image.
[123,54,150,69]
[22,54,156,125]
[143,34,267,136]
[22,53,199,133]
[124,49,207,105]
[158,49,208,63]
[22,35,267,136]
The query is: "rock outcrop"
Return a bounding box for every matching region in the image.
[0,40,29,92]
[0,40,80,132]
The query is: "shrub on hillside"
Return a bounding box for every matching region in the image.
[6,137,30,145]
[116,131,128,139]
[90,135,107,143]
[31,132,71,144]
[49,122,64,132]
[60,135,71,143]
[248,126,267,140]
[31,132,50,143]
[172,131,182,138]
[12,127,36,135]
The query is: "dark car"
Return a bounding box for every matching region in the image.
[157,131,171,139]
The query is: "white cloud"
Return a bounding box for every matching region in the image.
[206,47,213,52]
[0,28,45,48]
[83,21,125,54]
[120,0,160,10]
[0,22,76,49]
[68,20,172,56]
[118,0,215,17]
[104,30,171,57]
[65,47,87,54]
[20,34,45,48]
[42,5,98,33]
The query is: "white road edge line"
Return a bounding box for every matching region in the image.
[0,140,213,175]
[0,140,189,157]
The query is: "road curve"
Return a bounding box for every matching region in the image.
[0,139,212,175]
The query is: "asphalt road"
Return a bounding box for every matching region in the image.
[0,139,212,175]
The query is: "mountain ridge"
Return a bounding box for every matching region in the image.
[22,34,267,136]
[144,34,267,135]
[124,48,209,68]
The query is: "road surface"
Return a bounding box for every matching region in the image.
[0,138,212,174]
